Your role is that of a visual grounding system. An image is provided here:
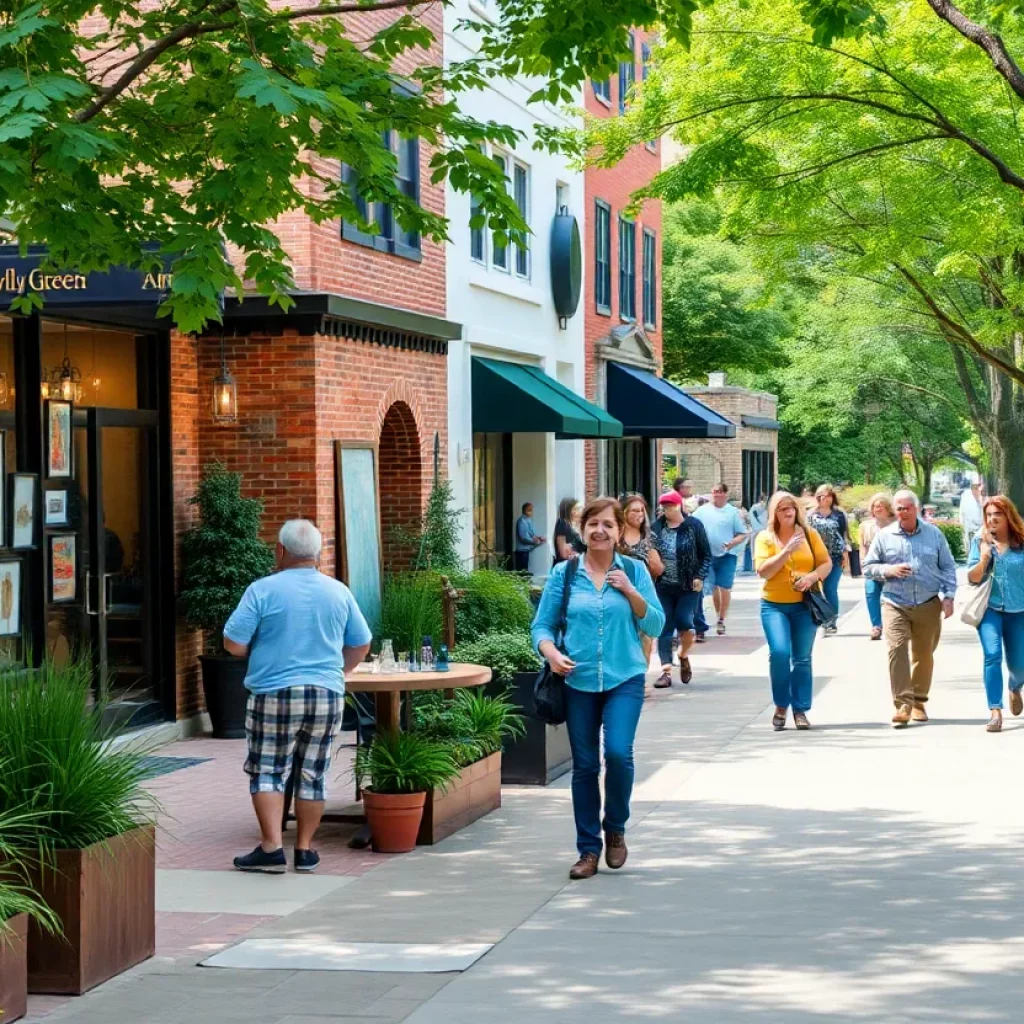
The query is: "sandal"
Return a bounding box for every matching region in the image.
[987,713,1003,733]
[793,711,811,730]
[716,620,726,636]
[653,670,672,689]
[772,707,787,731]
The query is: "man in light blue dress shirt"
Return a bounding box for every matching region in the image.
[863,490,957,727]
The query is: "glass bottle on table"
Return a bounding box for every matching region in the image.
[421,636,434,671]
[379,639,396,673]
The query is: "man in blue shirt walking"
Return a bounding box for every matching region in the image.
[224,519,372,873]
[863,490,957,727]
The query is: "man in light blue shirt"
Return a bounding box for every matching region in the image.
[693,482,748,635]
[223,519,372,874]
[514,502,546,573]
[863,490,957,727]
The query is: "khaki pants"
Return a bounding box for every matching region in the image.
[882,598,943,708]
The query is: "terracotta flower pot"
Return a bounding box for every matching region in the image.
[362,790,427,854]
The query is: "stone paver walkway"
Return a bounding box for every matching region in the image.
[31,574,1024,1023]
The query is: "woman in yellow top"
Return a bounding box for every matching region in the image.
[754,491,834,731]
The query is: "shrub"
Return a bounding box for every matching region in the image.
[412,688,524,767]
[179,463,275,643]
[390,478,464,572]
[353,730,461,795]
[377,572,444,654]
[934,520,966,562]
[454,569,534,642]
[0,659,158,859]
[452,630,540,683]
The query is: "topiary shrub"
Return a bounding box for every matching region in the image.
[179,463,276,648]
[934,520,966,562]
[453,569,534,643]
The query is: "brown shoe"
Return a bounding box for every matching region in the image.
[911,705,929,723]
[653,670,672,689]
[892,704,912,727]
[987,712,1003,733]
[679,657,692,685]
[605,832,628,870]
[1011,690,1023,717]
[569,853,599,880]
[793,711,811,730]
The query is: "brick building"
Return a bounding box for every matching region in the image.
[583,33,732,503]
[662,372,780,506]
[0,4,459,731]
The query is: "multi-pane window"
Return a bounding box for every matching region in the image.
[470,190,485,263]
[341,132,420,259]
[619,33,635,115]
[641,43,652,80]
[642,228,657,327]
[513,163,529,278]
[491,153,509,271]
[595,201,611,313]
[593,77,611,103]
[619,216,636,320]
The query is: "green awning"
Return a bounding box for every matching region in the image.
[472,357,623,439]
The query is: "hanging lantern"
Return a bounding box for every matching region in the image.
[211,335,238,423]
[40,324,83,402]
[0,372,9,406]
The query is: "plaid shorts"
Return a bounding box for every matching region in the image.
[243,686,342,801]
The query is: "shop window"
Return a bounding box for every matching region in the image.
[742,449,776,510]
[473,432,512,568]
[607,437,652,505]
[595,200,611,313]
[618,216,636,321]
[41,321,139,409]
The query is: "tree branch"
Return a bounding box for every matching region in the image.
[923,0,1024,103]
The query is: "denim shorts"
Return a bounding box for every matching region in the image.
[711,553,738,591]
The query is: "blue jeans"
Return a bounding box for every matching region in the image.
[822,559,842,625]
[695,593,708,635]
[563,676,645,856]
[865,579,884,630]
[655,586,699,665]
[761,600,817,713]
[743,544,753,573]
[977,607,1024,709]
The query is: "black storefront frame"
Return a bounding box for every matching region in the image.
[10,312,176,724]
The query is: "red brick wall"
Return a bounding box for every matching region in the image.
[584,29,662,495]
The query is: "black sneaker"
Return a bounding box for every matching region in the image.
[233,845,286,874]
[294,848,320,873]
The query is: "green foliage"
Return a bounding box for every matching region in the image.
[413,688,525,766]
[391,478,463,573]
[353,729,461,795]
[179,464,275,640]
[377,572,444,654]
[935,521,966,563]
[0,806,60,935]
[0,658,158,859]
[454,570,535,643]
[452,630,541,683]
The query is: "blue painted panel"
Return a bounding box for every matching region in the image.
[340,447,382,629]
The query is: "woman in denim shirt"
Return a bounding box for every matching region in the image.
[966,495,1024,732]
[532,496,664,880]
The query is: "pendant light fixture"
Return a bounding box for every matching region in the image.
[41,324,83,402]
[211,333,238,423]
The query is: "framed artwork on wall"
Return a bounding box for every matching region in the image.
[43,488,70,528]
[10,474,37,550]
[45,400,73,479]
[49,533,76,603]
[0,560,21,636]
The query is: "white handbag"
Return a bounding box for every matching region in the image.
[961,559,994,628]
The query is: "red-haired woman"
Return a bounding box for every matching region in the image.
[966,495,1024,732]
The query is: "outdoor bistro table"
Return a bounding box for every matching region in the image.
[282,662,493,847]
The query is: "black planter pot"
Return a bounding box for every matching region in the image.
[489,671,572,786]
[198,655,249,739]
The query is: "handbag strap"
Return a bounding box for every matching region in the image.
[556,558,578,644]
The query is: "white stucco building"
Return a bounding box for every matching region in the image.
[445,1,607,574]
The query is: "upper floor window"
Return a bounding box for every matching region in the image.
[595,200,611,314]
[491,153,510,271]
[341,131,421,260]
[619,215,636,321]
[513,163,530,278]
[593,77,611,104]
[642,228,657,328]
[641,43,652,80]
[619,33,635,115]
[474,150,531,278]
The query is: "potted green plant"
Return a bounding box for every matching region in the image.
[179,463,275,738]
[453,631,570,785]
[354,731,461,853]
[0,660,158,995]
[0,810,58,1024]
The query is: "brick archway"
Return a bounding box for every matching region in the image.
[379,400,422,567]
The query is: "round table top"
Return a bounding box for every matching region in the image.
[347,661,492,693]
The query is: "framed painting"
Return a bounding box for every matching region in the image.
[10,474,37,550]
[334,442,382,630]
[0,560,20,636]
[49,533,76,603]
[45,400,73,479]
[43,488,70,528]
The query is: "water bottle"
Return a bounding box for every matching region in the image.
[421,636,434,671]
[380,639,396,673]
[409,651,420,673]
[436,643,450,672]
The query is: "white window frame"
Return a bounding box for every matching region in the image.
[471,146,531,279]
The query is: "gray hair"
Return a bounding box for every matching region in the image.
[892,489,920,509]
[278,519,322,560]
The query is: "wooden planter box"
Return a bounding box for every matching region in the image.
[28,826,155,995]
[417,752,501,845]
[489,673,572,786]
[0,913,27,1024]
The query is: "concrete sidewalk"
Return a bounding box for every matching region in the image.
[33,575,1024,1023]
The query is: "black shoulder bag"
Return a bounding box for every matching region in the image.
[533,559,578,725]
[800,532,837,626]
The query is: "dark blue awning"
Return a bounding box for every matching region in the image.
[606,363,736,438]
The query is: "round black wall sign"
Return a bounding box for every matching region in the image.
[550,211,582,322]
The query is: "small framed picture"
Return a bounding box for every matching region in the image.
[43,488,69,528]
[45,400,73,479]
[10,474,37,550]
[49,533,76,603]
[0,560,20,636]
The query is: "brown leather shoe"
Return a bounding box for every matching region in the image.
[605,832,628,870]
[653,670,672,689]
[569,853,599,880]
[1011,690,1023,717]
[911,705,929,723]
[892,704,912,727]
[679,657,692,685]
